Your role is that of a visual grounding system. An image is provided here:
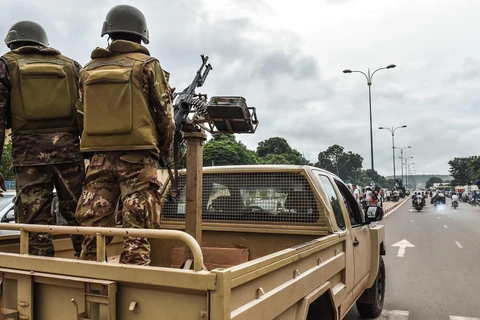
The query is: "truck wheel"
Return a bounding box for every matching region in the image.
[356,256,385,318]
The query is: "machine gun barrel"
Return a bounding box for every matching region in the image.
[173,55,212,130]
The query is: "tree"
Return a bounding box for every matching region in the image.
[257,137,293,157]
[315,144,363,180]
[316,144,344,175]
[448,157,470,185]
[356,169,390,189]
[203,134,258,166]
[256,137,305,165]
[425,177,443,188]
[261,154,290,164]
[468,156,480,183]
[0,140,14,181]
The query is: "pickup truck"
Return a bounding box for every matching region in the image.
[0,165,385,320]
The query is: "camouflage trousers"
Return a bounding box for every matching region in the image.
[14,162,86,257]
[75,151,162,266]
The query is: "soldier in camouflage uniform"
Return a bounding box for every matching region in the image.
[75,4,175,265]
[0,21,85,257]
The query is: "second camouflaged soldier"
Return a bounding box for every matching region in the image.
[75,5,175,265]
[0,21,85,257]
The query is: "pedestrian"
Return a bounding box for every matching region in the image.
[379,188,384,207]
[365,187,373,206]
[75,4,175,266]
[352,184,360,204]
[0,21,85,257]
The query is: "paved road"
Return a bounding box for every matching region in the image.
[345,197,480,320]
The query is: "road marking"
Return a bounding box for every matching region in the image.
[410,220,414,222]
[380,309,409,319]
[450,316,480,320]
[391,239,415,257]
[455,241,463,249]
[444,225,448,229]
[438,217,441,219]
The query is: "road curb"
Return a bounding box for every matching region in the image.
[383,197,410,217]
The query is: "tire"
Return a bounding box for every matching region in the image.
[356,256,385,318]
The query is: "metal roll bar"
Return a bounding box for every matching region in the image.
[0,223,205,271]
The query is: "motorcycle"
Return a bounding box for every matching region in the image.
[452,200,459,209]
[433,196,446,209]
[414,197,424,212]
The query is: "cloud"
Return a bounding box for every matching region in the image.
[2,0,478,178]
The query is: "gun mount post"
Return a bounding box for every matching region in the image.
[184,129,207,261]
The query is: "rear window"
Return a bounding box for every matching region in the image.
[163,171,325,224]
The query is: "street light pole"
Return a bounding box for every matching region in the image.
[404,157,413,189]
[343,64,396,186]
[395,145,411,184]
[379,125,407,189]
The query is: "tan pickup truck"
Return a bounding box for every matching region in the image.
[0,165,385,320]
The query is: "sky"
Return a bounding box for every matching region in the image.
[2,0,479,177]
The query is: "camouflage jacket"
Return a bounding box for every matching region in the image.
[75,40,175,160]
[0,48,84,167]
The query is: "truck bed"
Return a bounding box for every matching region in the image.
[0,223,348,320]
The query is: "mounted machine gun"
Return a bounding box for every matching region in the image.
[162,55,259,263]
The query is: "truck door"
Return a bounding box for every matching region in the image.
[334,181,372,289]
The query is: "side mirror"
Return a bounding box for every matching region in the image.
[6,210,15,222]
[366,206,384,222]
[1,210,14,223]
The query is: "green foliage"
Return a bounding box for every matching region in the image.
[257,137,293,157]
[260,154,290,164]
[468,156,480,183]
[0,140,14,180]
[203,134,258,166]
[315,144,363,181]
[355,169,391,189]
[165,132,400,188]
[446,156,480,186]
[256,137,306,165]
[448,157,471,185]
[425,177,443,188]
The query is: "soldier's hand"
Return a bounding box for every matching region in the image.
[0,173,6,197]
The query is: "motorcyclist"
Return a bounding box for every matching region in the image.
[451,193,459,208]
[431,190,445,207]
[421,192,426,206]
[414,193,424,208]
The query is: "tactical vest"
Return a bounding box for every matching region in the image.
[79,50,159,152]
[1,47,78,133]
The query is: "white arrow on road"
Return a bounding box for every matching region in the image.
[391,239,415,257]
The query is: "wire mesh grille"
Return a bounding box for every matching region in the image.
[162,171,326,225]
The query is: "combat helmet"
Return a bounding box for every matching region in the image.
[101,4,149,44]
[4,20,49,48]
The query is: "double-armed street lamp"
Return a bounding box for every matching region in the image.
[404,157,414,188]
[378,125,407,189]
[396,145,411,183]
[343,64,396,185]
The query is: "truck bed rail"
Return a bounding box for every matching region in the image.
[0,223,205,271]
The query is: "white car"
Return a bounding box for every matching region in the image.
[0,191,17,236]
